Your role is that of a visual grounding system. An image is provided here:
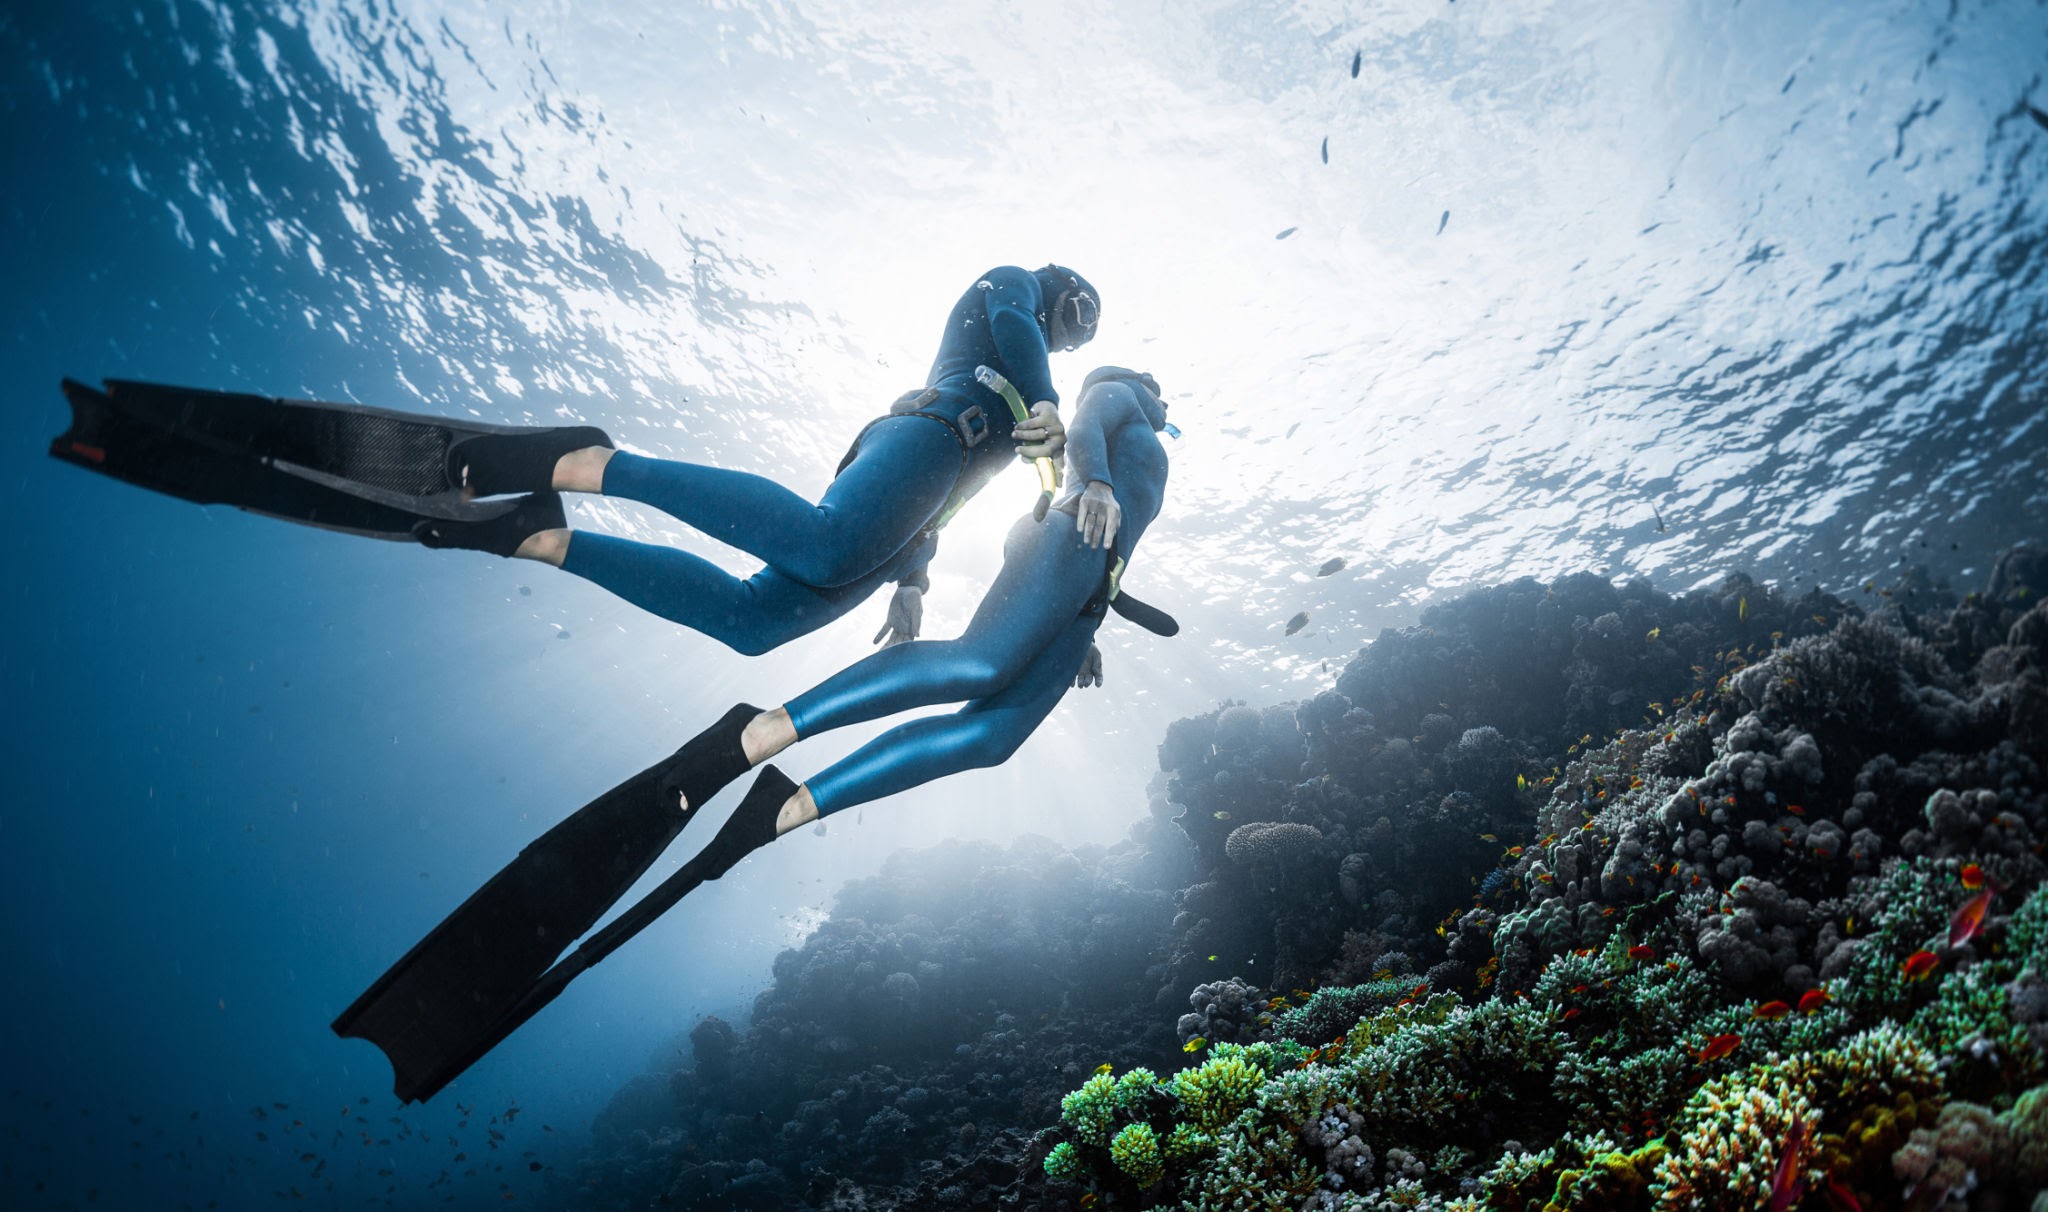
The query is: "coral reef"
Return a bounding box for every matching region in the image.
[559,546,2048,1211]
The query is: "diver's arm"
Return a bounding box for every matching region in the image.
[981,268,1058,403]
[1064,382,1142,490]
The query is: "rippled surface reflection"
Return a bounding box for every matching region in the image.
[28,0,2041,684]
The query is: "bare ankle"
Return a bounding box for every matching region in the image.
[514,528,571,566]
[552,446,614,494]
[774,785,819,836]
[742,707,797,765]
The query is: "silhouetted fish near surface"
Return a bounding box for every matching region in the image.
[1286,611,1310,635]
[1436,210,1450,235]
[1317,557,1346,577]
[1653,501,1668,533]
[1350,49,1361,78]
[2029,104,2048,132]
[1320,136,1328,163]
[1276,226,1297,240]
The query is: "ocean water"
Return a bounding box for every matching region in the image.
[1,1,2043,1208]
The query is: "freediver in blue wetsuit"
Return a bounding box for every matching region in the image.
[413,264,1102,653]
[659,364,1175,870]
[330,367,1167,1099]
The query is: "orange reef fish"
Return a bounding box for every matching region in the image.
[1796,988,1832,1013]
[1752,1000,1791,1021]
[1959,863,1985,890]
[1627,944,1656,960]
[1900,950,1940,981]
[1695,1033,1741,1063]
[1822,1178,1864,1212]
[1769,1118,1811,1211]
[1950,888,1995,948]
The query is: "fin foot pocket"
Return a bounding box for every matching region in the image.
[656,704,764,819]
[448,426,612,497]
[697,766,798,880]
[412,492,566,557]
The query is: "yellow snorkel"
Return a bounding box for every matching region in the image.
[973,364,1061,521]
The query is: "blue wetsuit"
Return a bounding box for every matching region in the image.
[557,266,1078,655]
[780,370,1172,815]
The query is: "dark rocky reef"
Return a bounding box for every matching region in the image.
[553,546,2047,1211]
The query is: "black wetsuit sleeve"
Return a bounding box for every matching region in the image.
[981,267,1059,406]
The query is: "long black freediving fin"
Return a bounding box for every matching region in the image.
[333,763,795,1104]
[331,756,692,1103]
[48,378,557,539]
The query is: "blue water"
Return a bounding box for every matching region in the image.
[3,1,2044,1208]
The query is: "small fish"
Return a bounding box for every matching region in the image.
[1479,832,1499,842]
[1960,863,1985,890]
[1373,969,1394,980]
[1646,626,1661,641]
[1738,596,1749,621]
[1652,501,1667,533]
[1093,1063,1113,1076]
[1900,950,1939,981]
[1081,1195,1099,1209]
[1350,49,1361,78]
[1950,888,1994,948]
[1823,1178,1864,1212]
[1285,611,1310,635]
[1696,1034,1741,1063]
[1769,1118,1811,1212]
[1275,226,1298,240]
[1559,1007,1582,1022]
[1516,773,1527,790]
[1183,1037,1208,1053]
[1213,811,1231,820]
[1320,136,1328,164]
[2030,104,2048,133]
[1752,1000,1791,1021]
[1786,803,1804,816]
[1411,983,1428,998]
[1316,557,1346,577]
[1505,846,1524,857]
[1569,984,1589,996]
[1796,988,1831,1013]
[1435,209,1449,236]
[1206,955,1218,962]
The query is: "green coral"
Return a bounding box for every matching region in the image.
[1114,1067,1162,1115]
[1268,978,1413,1045]
[1043,1139,1087,1185]
[1110,1121,1166,1187]
[1909,962,2041,1090]
[1162,1121,1213,1161]
[1999,881,2048,977]
[1496,1132,1668,1211]
[1060,1072,1119,1146]
[1172,1046,1268,1131]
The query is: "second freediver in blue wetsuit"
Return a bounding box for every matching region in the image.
[412,265,1101,655]
[648,365,1176,875]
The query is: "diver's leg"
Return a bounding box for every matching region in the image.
[560,532,879,656]
[596,417,959,587]
[778,516,1104,741]
[794,617,1100,819]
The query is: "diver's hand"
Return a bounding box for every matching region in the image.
[1013,401,1065,461]
[872,585,923,647]
[1075,480,1121,550]
[1074,644,1104,689]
